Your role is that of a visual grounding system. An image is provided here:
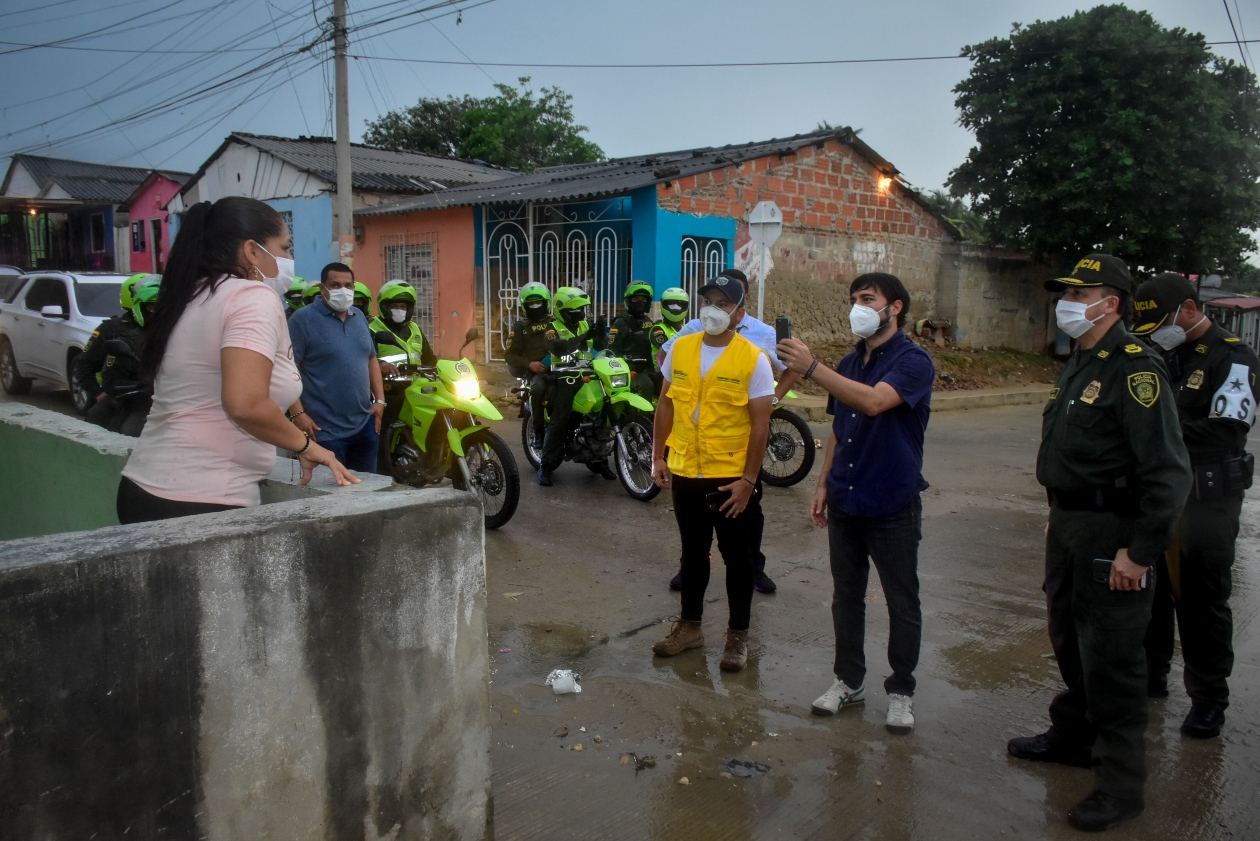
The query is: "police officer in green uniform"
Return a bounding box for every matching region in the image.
[352,281,373,320]
[1131,273,1258,738]
[75,274,160,436]
[505,282,555,456]
[650,286,690,371]
[608,281,657,400]
[538,286,608,486]
[368,280,436,367]
[1008,254,1191,833]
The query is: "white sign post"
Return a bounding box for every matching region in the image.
[748,200,783,320]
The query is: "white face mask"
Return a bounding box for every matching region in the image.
[387,307,408,324]
[326,287,354,313]
[849,303,889,339]
[699,304,731,335]
[1149,305,1185,350]
[255,244,294,297]
[1055,297,1110,339]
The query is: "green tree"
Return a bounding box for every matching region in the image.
[947,5,1260,273]
[920,189,988,242]
[362,78,603,172]
[362,94,481,157]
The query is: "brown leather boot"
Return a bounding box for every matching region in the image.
[652,620,704,656]
[720,629,749,672]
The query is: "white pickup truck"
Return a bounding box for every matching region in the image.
[0,272,128,414]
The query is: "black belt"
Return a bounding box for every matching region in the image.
[1047,487,1139,515]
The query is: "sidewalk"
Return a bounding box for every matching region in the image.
[786,384,1052,422]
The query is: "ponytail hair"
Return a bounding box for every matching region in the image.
[141,196,285,381]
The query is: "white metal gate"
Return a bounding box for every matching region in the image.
[381,231,437,342]
[680,236,727,319]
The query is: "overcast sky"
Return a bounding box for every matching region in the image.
[0,0,1253,195]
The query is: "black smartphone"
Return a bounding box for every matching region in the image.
[705,490,729,512]
[1092,558,1149,589]
[775,316,792,344]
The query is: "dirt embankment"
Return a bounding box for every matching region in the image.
[790,336,1063,396]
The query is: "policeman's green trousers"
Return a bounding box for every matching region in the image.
[1144,492,1242,709]
[1045,508,1153,800]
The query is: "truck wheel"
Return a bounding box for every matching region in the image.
[1,337,32,395]
[67,352,93,415]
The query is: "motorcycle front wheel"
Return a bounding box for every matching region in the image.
[615,414,661,501]
[760,407,816,487]
[520,411,544,470]
[453,428,520,529]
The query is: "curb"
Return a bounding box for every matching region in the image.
[785,387,1052,423]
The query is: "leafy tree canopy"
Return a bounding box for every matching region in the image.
[946,5,1260,274]
[363,77,604,172]
[920,189,989,243]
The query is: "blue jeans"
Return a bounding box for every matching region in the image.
[828,495,923,696]
[321,420,379,474]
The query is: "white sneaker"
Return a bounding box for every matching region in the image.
[886,694,914,734]
[811,678,865,716]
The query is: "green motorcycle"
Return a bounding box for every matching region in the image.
[376,328,520,529]
[517,350,660,501]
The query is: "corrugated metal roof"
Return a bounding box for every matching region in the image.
[356,127,898,217]
[1205,296,1260,310]
[8,154,155,203]
[228,133,514,193]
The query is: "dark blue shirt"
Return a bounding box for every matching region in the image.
[287,297,376,442]
[825,330,934,517]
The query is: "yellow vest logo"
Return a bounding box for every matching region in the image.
[1074,258,1102,273]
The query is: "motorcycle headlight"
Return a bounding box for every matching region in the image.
[454,378,481,399]
[609,374,629,389]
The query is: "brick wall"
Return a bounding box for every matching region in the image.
[656,139,1049,352]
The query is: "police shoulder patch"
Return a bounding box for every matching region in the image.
[1225,336,1241,343]
[1096,349,1110,360]
[1048,387,1060,401]
[1124,343,1145,355]
[545,329,557,341]
[1127,371,1160,407]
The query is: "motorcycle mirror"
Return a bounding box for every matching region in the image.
[373,331,404,348]
[461,326,480,352]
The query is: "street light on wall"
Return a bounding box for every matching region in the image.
[877,176,892,192]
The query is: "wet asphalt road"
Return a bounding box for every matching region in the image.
[483,404,1259,840]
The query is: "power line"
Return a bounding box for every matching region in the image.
[349,38,1260,70]
[1232,0,1256,71]
[1223,0,1251,70]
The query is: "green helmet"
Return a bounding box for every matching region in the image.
[623,281,653,302]
[284,276,307,309]
[553,286,590,313]
[301,280,321,302]
[518,281,552,318]
[353,281,371,302]
[378,279,417,304]
[131,275,161,327]
[660,286,690,323]
[121,273,148,310]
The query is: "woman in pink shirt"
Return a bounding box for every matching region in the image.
[118,196,357,523]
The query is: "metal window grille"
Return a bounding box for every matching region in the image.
[381,232,438,342]
[680,237,727,319]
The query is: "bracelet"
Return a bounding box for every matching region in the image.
[296,432,311,454]
[288,410,305,421]
[803,359,819,380]
[741,476,756,487]
[653,456,667,463]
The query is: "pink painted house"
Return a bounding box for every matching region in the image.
[125,170,189,274]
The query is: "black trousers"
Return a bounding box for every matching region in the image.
[527,372,551,436]
[85,395,150,437]
[827,496,923,696]
[1144,491,1242,709]
[673,475,760,631]
[116,476,242,525]
[1045,507,1153,800]
[540,377,580,470]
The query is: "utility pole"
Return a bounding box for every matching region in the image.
[332,0,354,268]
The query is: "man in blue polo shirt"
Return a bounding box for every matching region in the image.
[286,262,386,473]
[777,271,934,735]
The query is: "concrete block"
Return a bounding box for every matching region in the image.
[0,489,491,840]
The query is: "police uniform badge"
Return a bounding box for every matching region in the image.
[1195,344,1209,354]
[1186,370,1205,390]
[1080,381,1101,404]
[1127,372,1160,408]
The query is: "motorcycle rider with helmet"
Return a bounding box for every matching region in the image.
[609,280,658,400]
[353,281,373,320]
[537,286,609,486]
[283,276,307,317]
[74,274,160,436]
[506,282,556,457]
[367,279,437,367]
[650,286,691,396]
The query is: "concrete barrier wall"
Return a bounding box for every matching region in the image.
[0,489,492,840]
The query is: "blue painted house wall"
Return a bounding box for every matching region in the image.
[266,194,333,282]
[630,185,734,296]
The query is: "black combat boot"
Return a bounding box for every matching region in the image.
[1007,731,1091,769]
[1181,703,1225,739]
[1067,790,1143,832]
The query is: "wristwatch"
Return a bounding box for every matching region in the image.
[771,396,779,406]
[370,396,383,405]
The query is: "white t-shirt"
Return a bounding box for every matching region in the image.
[123,276,304,507]
[661,340,775,421]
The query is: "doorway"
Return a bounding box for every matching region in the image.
[150,218,163,272]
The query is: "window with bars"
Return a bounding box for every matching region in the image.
[382,233,437,341]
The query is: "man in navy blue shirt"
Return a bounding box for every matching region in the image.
[778,272,934,735]
[286,263,386,473]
